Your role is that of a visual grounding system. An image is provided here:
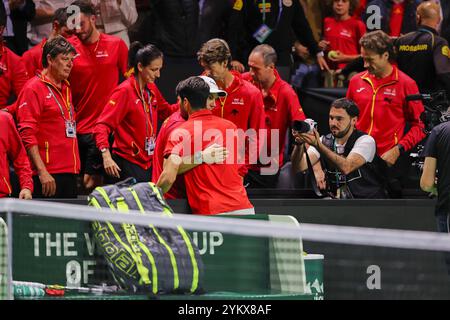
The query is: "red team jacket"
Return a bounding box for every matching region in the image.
[347,66,426,156]
[21,38,46,77]
[0,111,33,197]
[0,45,29,113]
[210,71,265,174]
[94,76,177,170]
[211,71,265,131]
[15,75,80,175]
[242,70,306,169]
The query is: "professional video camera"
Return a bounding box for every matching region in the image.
[406,91,450,171]
[406,90,450,134]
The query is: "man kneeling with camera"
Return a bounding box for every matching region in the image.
[291,98,388,199]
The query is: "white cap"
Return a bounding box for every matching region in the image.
[198,76,227,97]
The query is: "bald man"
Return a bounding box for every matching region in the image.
[395,1,450,96]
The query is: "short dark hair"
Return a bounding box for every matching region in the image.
[42,36,77,68]
[53,7,69,26]
[331,98,360,117]
[360,30,396,61]
[176,77,210,110]
[197,38,232,67]
[250,44,277,66]
[70,0,96,16]
[129,41,163,75]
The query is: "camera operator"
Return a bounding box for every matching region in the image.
[395,1,450,96]
[420,114,450,274]
[291,98,387,199]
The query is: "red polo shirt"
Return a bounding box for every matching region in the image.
[242,70,306,169]
[16,75,80,175]
[69,33,128,134]
[152,110,187,199]
[347,66,425,156]
[21,38,46,78]
[323,16,366,69]
[0,111,33,197]
[0,45,29,113]
[94,76,177,170]
[164,110,253,215]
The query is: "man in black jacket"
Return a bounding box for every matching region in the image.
[395,1,450,96]
[140,0,203,101]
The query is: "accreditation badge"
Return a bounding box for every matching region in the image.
[253,24,273,43]
[65,120,77,138]
[145,136,156,156]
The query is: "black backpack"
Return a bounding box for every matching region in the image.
[88,179,203,294]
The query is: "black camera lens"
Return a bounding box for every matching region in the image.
[292,120,310,133]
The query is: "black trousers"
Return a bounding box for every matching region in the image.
[385,153,412,199]
[104,153,152,185]
[32,173,77,198]
[77,134,104,176]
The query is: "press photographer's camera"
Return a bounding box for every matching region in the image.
[292,118,318,134]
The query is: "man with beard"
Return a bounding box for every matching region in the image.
[291,98,388,199]
[346,30,425,198]
[68,0,128,191]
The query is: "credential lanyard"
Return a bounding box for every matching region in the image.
[46,85,73,121]
[261,0,283,27]
[140,87,154,138]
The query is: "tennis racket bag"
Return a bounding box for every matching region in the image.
[88,179,203,294]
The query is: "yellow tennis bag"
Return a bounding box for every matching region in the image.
[88,179,203,295]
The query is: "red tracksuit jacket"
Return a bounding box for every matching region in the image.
[347,66,426,156]
[94,76,177,170]
[0,45,29,113]
[16,75,80,175]
[0,111,33,197]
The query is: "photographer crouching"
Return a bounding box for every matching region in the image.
[291,98,388,199]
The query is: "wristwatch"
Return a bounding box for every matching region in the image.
[100,148,108,153]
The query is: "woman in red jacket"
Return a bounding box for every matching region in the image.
[16,36,80,198]
[94,42,177,183]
